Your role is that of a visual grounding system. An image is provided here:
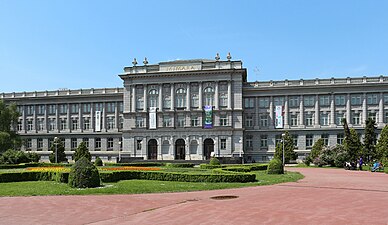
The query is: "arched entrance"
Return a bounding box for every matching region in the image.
[203,138,214,160]
[175,139,185,160]
[147,139,157,160]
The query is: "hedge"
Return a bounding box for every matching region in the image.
[0,171,69,183]
[199,164,224,169]
[165,163,195,168]
[104,162,165,167]
[0,163,73,169]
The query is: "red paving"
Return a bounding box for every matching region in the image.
[1,168,388,225]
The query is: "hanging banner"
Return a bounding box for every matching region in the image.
[95,111,101,132]
[204,105,213,129]
[275,106,283,128]
[149,107,157,129]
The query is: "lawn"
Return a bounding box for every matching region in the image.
[0,170,303,196]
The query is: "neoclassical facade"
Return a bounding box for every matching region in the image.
[1,58,388,162]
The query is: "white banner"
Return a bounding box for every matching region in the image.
[95,111,101,132]
[275,106,283,128]
[149,107,157,129]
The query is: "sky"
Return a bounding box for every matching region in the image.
[1,0,388,93]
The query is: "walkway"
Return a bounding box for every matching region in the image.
[0,168,387,225]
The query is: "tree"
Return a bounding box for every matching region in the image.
[274,131,297,163]
[363,118,377,161]
[0,100,21,153]
[344,128,362,163]
[376,125,388,160]
[307,138,325,164]
[49,139,68,163]
[74,141,91,162]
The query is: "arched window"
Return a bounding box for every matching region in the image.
[203,87,214,106]
[176,88,186,108]
[148,89,158,108]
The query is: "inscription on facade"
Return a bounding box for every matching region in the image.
[160,64,201,72]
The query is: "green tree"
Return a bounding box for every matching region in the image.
[307,138,325,164]
[363,118,377,161]
[74,141,91,162]
[274,131,297,163]
[0,100,21,153]
[49,139,68,163]
[344,128,362,163]
[376,125,388,160]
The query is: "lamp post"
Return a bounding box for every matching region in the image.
[54,137,59,164]
[281,133,286,168]
[238,138,243,164]
[118,141,122,163]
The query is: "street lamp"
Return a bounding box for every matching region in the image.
[118,141,122,163]
[281,133,286,168]
[54,137,59,164]
[238,138,243,164]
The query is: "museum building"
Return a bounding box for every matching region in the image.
[2,56,388,162]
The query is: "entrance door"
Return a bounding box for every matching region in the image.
[148,139,157,160]
[175,139,185,160]
[203,138,214,160]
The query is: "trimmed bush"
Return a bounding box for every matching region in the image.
[74,142,91,162]
[104,162,165,167]
[165,163,195,168]
[68,157,100,188]
[0,171,69,183]
[94,157,103,166]
[249,164,268,171]
[199,164,223,169]
[209,158,221,165]
[221,166,252,173]
[267,158,284,174]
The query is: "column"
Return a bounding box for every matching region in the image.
[157,137,162,160]
[362,93,367,125]
[198,82,203,109]
[346,94,351,123]
[284,96,289,128]
[115,102,119,130]
[22,106,26,133]
[379,92,384,127]
[90,103,95,131]
[254,96,259,129]
[56,104,60,132]
[102,103,106,131]
[299,95,304,126]
[227,81,232,109]
[131,86,136,112]
[78,103,82,132]
[67,104,71,132]
[269,97,274,127]
[330,94,335,127]
[143,84,147,112]
[186,83,191,110]
[215,81,219,110]
[170,83,175,111]
[44,104,48,132]
[33,105,37,133]
[314,95,319,127]
[198,136,203,160]
[159,85,163,111]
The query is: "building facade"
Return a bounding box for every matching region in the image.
[1,58,388,162]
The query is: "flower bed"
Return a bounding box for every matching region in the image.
[100,166,161,171]
[26,167,70,172]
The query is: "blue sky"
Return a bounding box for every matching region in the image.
[1,0,388,93]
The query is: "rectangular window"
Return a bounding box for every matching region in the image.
[37,105,45,115]
[136,140,142,150]
[337,133,344,145]
[351,94,362,105]
[219,115,228,126]
[274,97,284,106]
[305,113,313,126]
[107,116,115,129]
[321,134,329,146]
[306,134,313,148]
[260,115,268,127]
[290,114,298,126]
[26,105,34,115]
[119,116,124,129]
[83,117,90,130]
[71,138,77,150]
[119,102,124,112]
[219,94,228,107]
[336,112,344,125]
[49,118,56,131]
[292,134,298,148]
[368,111,376,121]
[246,136,252,148]
[71,118,78,130]
[220,139,226,150]
[367,94,378,105]
[95,103,103,112]
[177,115,185,127]
[106,102,116,113]
[319,95,330,106]
[259,97,269,108]
[191,116,199,126]
[37,118,44,131]
[385,111,388,123]
[60,118,67,130]
[244,98,254,108]
[107,138,114,149]
[352,112,360,125]
[191,94,199,108]
[82,138,89,148]
[163,96,171,109]
[304,96,315,107]
[26,138,32,150]
[83,103,91,113]
[335,95,345,106]
[289,96,300,108]
[245,116,253,127]
[59,104,67,114]
[95,138,101,150]
[275,134,282,146]
[70,104,79,114]
[384,94,388,105]
[37,138,43,150]
[17,119,23,131]
[136,116,144,128]
[260,135,268,147]
[48,104,56,115]
[320,113,329,126]
[163,115,171,127]
[27,119,33,131]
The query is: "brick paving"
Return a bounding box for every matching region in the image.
[0,168,387,225]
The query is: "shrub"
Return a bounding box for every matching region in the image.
[49,139,68,163]
[74,142,91,162]
[267,158,284,174]
[165,163,194,168]
[104,162,165,167]
[209,157,221,165]
[199,164,223,169]
[0,149,39,164]
[68,157,100,188]
[0,171,69,183]
[249,164,268,171]
[94,157,103,166]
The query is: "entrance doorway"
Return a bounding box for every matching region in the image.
[175,139,185,160]
[147,139,157,160]
[203,138,214,160]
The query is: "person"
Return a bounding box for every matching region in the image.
[359,157,363,171]
[371,161,382,172]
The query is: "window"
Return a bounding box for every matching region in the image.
[136,116,144,128]
[259,97,269,108]
[319,95,330,106]
[306,134,313,148]
[83,103,91,113]
[305,113,313,126]
[292,135,298,148]
[37,118,44,131]
[37,138,43,150]
[106,102,116,113]
[71,138,77,150]
[191,115,199,126]
[82,138,89,148]
[163,96,171,109]
[260,115,268,127]
[219,115,228,126]
[107,138,114,149]
[95,138,101,150]
[59,104,67,114]
[70,104,79,114]
[289,96,299,108]
[107,116,115,129]
[163,115,171,127]
[245,116,253,127]
[83,117,90,130]
[244,98,254,108]
[48,104,56,115]
[26,105,34,115]
[26,139,32,150]
[119,102,123,113]
[17,119,23,131]
[219,93,228,107]
[385,111,388,123]
[275,134,282,146]
[37,105,45,115]
[335,95,346,106]
[60,118,67,130]
[246,136,252,148]
[177,115,185,127]
[351,95,362,105]
[71,118,78,130]
[136,96,144,109]
[337,133,344,145]
[203,87,214,106]
[27,119,33,131]
[290,114,298,126]
[304,96,315,107]
[336,113,344,125]
[368,111,376,121]
[367,94,378,105]
[49,118,56,131]
[321,134,329,146]
[175,88,186,108]
[136,140,142,150]
[320,113,329,126]
[220,139,226,150]
[384,94,388,104]
[274,97,284,106]
[119,116,124,129]
[191,94,199,108]
[148,89,158,108]
[352,112,360,125]
[95,103,103,112]
[260,135,268,147]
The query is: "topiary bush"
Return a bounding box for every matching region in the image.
[74,142,91,162]
[94,157,103,166]
[165,163,195,168]
[209,157,221,165]
[267,158,284,174]
[68,157,100,188]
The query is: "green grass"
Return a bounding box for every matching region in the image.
[0,170,303,197]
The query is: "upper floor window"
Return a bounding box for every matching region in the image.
[274,97,284,106]
[219,93,228,107]
[191,94,199,108]
[83,103,91,113]
[59,104,67,114]
[106,102,116,113]
[335,95,346,106]
[367,94,378,105]
[48,104,56,115]
[163,96,171,109]
[244,98,254,109]
[37,105,45,115]
[289,96,299,108]
[203,87,214,106]
[136,96,144,109]
[26,105,34,115]
[175,88,186,108]
[148,89,158,108]
[95,103,103,112]
[304,96,315,107]
[219,114,228,126]
[70,104,79,114]
[177,115,185,127]
[351,94,362,105]
[245,116,253,127]
[319,95,330,106]
[259,97,269,108]
[136,116,144,128]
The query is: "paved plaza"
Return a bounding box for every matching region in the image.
[0,168,387,225]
